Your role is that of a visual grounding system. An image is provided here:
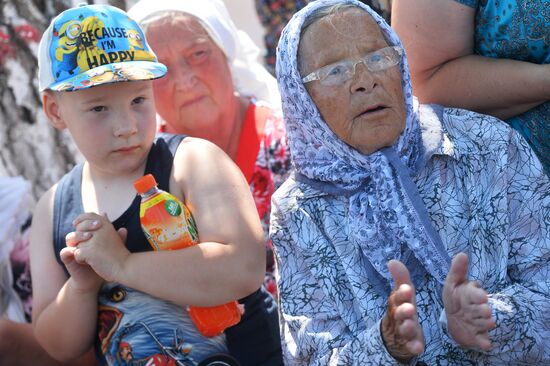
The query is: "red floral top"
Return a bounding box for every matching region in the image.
[235,101,291,297]
[158,100,291,297]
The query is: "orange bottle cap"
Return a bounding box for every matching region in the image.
[133,174,157,194]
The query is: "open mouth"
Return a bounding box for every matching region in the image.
[358,105,387,118]
[365,105,386,113]
[98,306,122,355]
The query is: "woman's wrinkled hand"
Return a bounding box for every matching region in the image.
[381,260,425,362]
[443,253,496,351]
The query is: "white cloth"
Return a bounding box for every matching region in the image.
[128,0,281,109]
[0,176,32,322]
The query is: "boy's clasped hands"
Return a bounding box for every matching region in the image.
[63,213,128,288]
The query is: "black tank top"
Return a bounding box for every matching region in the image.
[52,134,282,365]
[53,134,181,261]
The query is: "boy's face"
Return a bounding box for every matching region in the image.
[43,81,157,176]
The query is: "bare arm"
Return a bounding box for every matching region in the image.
[30,187,98,362]
[125,138,265,305]
[0,319,96,366]
[392,0,550,120]
[74,138,265,307]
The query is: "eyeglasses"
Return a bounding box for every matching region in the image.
[301,46,403,86]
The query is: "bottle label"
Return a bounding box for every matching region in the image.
[140,194,165,213]
[140,192,198,250]
[165,199,182,216]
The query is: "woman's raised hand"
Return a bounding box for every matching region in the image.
[382,260,425,362]
[443,253,496,351]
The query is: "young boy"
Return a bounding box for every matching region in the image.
[31,4,274,365]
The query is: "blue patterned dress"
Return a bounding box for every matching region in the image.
[271,0,550,364]
[453,0,550,175]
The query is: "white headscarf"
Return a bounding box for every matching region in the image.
[276,0,451,285]
[128,0,281,109]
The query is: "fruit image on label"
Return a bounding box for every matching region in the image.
[140,193,198,250]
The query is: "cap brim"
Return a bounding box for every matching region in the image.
[48,60,167,92]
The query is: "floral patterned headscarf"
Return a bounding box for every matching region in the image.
[276,0,451,284]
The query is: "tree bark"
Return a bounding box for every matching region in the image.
[0,0,126,200]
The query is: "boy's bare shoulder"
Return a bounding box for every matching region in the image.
[175,136,224,158]
[173,136,233,171]
[170,136,245,195]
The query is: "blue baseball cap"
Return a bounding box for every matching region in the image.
[38,3,166,92]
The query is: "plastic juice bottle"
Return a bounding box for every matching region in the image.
[133,174,242,337]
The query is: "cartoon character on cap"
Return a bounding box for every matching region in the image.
[117,64,155,81]
[127,32,158,62]
[127,29,145,51]
[75,15,109,73]
[54,20,81,77]
[87,67,121,86]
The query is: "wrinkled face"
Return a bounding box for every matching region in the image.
[145,14,234,134]
[299,8,406,155]
[45,81,157,177]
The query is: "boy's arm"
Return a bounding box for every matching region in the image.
[30,186,99,362]
[136,137,265,305]
[74,137,265,307]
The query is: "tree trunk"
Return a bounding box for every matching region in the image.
[0,0,126,200]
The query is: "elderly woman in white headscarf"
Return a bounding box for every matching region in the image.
[270,0,550,364]
[127,1,286,365]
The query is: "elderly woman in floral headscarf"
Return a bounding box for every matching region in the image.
[270,0,550,364]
